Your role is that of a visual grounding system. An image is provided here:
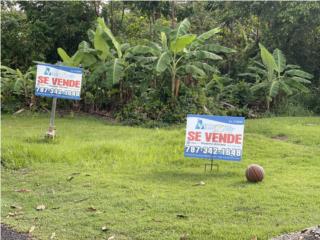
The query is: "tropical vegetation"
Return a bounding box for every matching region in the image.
[1,1,319,123]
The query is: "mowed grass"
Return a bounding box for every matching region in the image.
[1,114,320,240]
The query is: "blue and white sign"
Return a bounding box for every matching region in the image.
[184,115,245,161]
[35,63,82,100]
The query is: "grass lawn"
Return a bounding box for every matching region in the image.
[1,114,320,240]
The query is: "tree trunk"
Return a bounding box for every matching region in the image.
[171,1,176,28]
[24,84,29,107]
[172,75,176,98]
[110,1,114,33]
[171,60,178,98]
[120,3,125,30]
[151,8,156,40]
[120,80,123,103]
[149,17,152,37]
[92,1,101,17]
[174,78,180,97]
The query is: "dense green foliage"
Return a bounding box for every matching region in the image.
[242,44,313,110]
[1,1,319,123]
[2,115,320,239]
[1,1,97,69]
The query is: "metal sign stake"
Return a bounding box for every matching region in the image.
[204,157,219,172]
[46,97,57,139]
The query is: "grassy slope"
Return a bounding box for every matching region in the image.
[1,114,320,240]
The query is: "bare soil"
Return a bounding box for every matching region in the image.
[1,224,30,240]
[271,226,320,240]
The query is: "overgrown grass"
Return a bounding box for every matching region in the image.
[1,114,320,240]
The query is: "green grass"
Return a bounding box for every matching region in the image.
[1,114,320,240]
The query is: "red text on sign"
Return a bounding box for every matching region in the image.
[187,131,202,141]
[38,76,49,84]
[205,132,242,144]
[52,78,80,88]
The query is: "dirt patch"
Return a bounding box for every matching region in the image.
[271,226,320,240]
[1,224,30,240]
[272,134,288,141]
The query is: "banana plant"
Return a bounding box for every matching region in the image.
[58,18,160,106]
[57,18,138,107]
[1,65,36,107]
[127,18,235,98]
[57,17,126,90]
[240,43,313,110]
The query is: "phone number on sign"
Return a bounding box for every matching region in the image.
[185,146,241,156]
[36,87,80,96]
